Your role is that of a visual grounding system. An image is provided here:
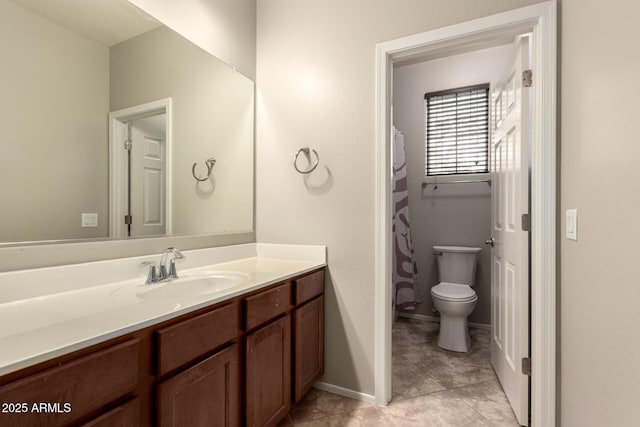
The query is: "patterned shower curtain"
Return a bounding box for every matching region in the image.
[392,127,421,317]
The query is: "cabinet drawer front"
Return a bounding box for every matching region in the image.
[81,397,139,427]
[156,344,240,427]
[245,282,291,330]
[294,269,325,305]
[0,339,139,427]
[156,302,239,376]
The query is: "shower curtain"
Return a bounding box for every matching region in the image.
[392,127,421,319]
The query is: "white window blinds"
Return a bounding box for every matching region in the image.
[425,84,489,176]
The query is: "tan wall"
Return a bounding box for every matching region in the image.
[256,0,543,396]
[0,0,109,242]
[110,27,254,236]
[394,45,513,325]
[128,0,256,79]
[560,1,640,425]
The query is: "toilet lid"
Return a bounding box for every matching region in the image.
[431,282,477,302]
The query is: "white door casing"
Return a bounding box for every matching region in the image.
[130,119,166,236]
[490,36,530,426]
[375,3,556,425]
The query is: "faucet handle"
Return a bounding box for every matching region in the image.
[140,261,157,284]
[168,259,179,279]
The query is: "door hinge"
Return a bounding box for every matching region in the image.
[124,140,132,151]
[522,357,532,376]
[124,214,132,225]
[523,69,532,87]
[521,213,530,231]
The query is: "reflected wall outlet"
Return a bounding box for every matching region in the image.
[81,213,98,228]
[566,209,577,240]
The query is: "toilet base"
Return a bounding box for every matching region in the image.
[437,315,471,352]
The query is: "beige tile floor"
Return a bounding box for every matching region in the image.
[278,317,520,426]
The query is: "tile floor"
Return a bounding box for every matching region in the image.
[278,317,520,426]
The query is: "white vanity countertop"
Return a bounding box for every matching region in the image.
[0,243,326,376]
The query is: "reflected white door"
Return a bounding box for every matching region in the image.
[490,36,530,426]
[130,116,166,236]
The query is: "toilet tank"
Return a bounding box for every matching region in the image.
[433,245,482,286]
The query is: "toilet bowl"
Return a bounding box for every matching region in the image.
[431,246,481,352]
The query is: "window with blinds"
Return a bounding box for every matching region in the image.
[425,84,489,176]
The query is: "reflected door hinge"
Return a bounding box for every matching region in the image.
[522,357,532,376]
[124,140,132,151]
[521,213,530,231]
[523,69,533,88]
[124,214,132,225]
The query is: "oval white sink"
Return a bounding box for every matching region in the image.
[137,272,249,300]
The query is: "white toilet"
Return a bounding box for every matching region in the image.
[431,245,482,352]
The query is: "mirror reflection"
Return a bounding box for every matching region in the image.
[0,0,254,244]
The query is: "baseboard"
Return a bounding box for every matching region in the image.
[398,312,491,331]
[313,381,377,404]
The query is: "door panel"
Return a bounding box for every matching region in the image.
[130,115,166,236]
[490,36,530,426]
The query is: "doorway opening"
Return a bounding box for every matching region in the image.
[375,2,556,426]
[109,98,173,238]
[391,35,530,425]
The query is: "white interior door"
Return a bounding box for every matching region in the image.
[130,115,166,236]
[490,36,530,426]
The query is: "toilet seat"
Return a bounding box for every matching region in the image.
[431,282,477,302]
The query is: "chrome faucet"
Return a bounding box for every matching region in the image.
[159,247,185,281]
[139,247,186,284]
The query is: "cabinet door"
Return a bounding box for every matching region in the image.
[81,398,139,427]
[156,344,239,427]
[293,296,324,402]
[245,315,291,427]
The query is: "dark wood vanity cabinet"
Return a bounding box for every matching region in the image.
[0,268,324,427]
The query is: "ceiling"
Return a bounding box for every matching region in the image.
[10,0,161,46]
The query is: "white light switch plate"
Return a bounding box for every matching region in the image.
[566,209,577,240]
[82,213,98,228]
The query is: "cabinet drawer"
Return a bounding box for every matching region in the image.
[245,282,291,330]
[0,339,139,427]
[156,302,239,376]
[81,397,139,427]
[294,269,325,305]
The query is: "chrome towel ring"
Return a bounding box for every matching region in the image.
[293,147,319,174]
[192,157,216,182]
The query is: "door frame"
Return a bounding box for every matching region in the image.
[374,2,556,426]
[109,98,173,238]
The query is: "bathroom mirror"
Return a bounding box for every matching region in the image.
[0,0,254,245]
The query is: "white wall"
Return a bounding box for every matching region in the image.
[393,45,513,324]
[560,1,640,425]
[110,27,254,235]
[256,0,544,397]
[128,0,256,79]
[0,0,109,242]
